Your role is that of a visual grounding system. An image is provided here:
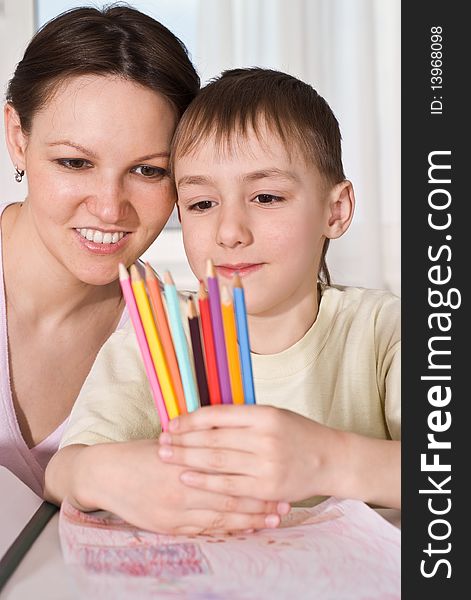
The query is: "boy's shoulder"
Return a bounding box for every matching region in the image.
[320,284,400,328]
[322,283,399,309]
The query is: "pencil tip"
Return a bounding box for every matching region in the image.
[198,280,208,299]
[118,263,129,281]
[221,285,231,304]
[187,295,197,318]
[206,258,216,277]
[144,262,155,279]
[233,272,242,288]
[163,271,175,285]
[129,264,141,281]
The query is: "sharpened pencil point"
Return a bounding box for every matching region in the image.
[198,280,208,300]
[145,262,157,280]
[163,270,175,286]
[129,264,142,282]
[206,259,216,278]
[221,285,231,304]
[233,272,242,288]
[187,296,198,318]
[118,263,129,281]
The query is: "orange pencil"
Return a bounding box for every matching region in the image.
[145,263,187,415]
[198,280,221,404]
[221,286,245,404]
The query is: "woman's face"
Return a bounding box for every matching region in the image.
[12,75,177,285]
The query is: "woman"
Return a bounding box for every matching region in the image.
[0,5,199,496]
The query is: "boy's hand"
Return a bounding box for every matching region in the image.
[158,405,345,503]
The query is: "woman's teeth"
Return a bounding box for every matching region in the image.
[76,228,126,244]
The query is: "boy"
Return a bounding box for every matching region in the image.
[45,69,400,534]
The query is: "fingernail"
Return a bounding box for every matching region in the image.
[265,514,280,528]
[277,502,291,515]
[159,432,172,445]
[158,446,173,459]
[169,417,179,432]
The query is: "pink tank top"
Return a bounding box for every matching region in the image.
[0,202,129,496]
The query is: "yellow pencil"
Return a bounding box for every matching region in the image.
[130,265,179,419]
[220,285,245,404]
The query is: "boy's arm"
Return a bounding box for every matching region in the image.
[156,405,401,509]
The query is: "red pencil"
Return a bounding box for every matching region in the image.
[198,280,221,405]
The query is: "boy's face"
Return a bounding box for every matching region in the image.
[175,126,332,316]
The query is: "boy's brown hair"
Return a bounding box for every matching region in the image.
[171,68,346,285]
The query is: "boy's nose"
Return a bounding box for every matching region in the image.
[85,176,129,224]
[216,205,253,249]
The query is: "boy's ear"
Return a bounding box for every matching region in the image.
[4,103,28,171]
[324,180,355,239]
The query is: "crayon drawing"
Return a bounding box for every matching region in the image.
[59,497,400,599]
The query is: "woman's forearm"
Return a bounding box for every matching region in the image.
[44,443,106,511]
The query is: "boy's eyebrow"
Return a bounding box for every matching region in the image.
[177,175,214,188]
[242,168,300,183]
[48,140,169,162]
[177,169,299,188]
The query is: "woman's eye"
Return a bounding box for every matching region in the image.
[253,194,284,204]
[188,200,215,212]
[133,165,167,178]
[58,159,91,170]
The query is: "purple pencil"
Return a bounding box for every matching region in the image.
[206,259,233,404]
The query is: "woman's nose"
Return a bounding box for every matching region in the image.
[85,176,128,224]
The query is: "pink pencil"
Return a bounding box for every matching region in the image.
[118,263,169,431]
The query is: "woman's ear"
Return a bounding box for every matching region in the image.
[324,180,355,239]
[4,103,28,170]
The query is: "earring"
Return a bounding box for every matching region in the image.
[15,166,25,183]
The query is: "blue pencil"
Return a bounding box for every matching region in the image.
[163,271,199,412]
[232,273,256,404]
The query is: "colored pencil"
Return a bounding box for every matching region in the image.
[130,266,179,419]
[220,286,245,404]
[198,281,222,405]
[206,259,232,404]
[233,273,256,404]
[163,271,199,412]
[145,263,187,415]
[118,264,169,431]
[187,296,210,407]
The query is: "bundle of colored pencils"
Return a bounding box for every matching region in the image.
[118,259,256,431]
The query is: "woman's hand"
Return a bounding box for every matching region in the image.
[45,440,290,535]
[157,405,345,503]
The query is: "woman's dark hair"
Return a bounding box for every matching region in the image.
[6,4,200,133]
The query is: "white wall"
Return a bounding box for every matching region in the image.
[0,0,34,203]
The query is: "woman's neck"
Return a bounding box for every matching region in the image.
[248,285,320,355]
[2,202,122,325]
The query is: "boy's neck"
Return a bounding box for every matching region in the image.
[248,287,320,355]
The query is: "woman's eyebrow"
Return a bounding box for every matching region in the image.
[47,140,169,162]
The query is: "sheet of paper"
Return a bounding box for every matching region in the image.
[0,466,42,559]
[59,496,400,599]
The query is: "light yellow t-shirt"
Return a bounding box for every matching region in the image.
[60,285,400,450]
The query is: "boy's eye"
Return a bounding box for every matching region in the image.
[57,158,91,170]
[188,200,216,212]
[133,165,167,178]
[253,194,284,204]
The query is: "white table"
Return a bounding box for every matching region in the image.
[1,509,401,599]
